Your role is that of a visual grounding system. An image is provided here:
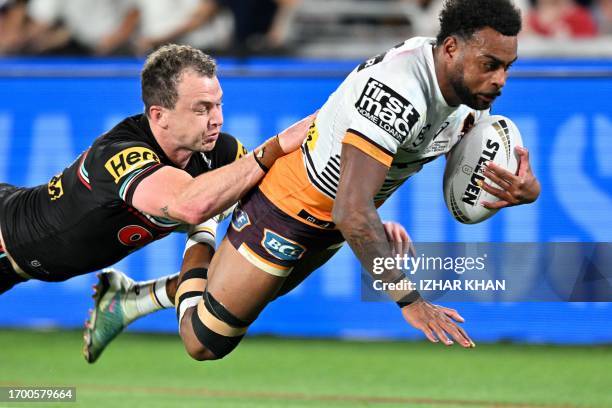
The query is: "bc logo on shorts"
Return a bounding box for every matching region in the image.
[231,207,251,231]
[262,229,305,261]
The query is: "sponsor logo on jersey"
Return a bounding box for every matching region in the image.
[262,229,305,261]
[423,140,449,155]
[356,41,404,72]
[357,53,386,72]
[231,207,251,231]
[105,147,160,183]
[434,121,451,140]
[462,139,500,206]
[355,78,420,143]
[411,124,431,148]
[297,209,335,229]
[236,140,248,160]
[47,174,64,200]
[304,122,319,151]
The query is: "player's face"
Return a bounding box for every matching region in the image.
[449,27,517,110]
[169,70,224,152]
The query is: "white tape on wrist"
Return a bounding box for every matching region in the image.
[185,217,218,254]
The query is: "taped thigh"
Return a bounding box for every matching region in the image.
[190,290,251,359]
[175,267,207,322]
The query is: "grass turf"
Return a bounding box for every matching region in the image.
[0,329,609,408]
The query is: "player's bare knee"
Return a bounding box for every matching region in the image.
[179,309,218,361]
[184,338,218,361]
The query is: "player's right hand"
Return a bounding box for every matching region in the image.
[276,112,317,153]
[401,299,475,348]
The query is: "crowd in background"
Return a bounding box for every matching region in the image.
[0,0,611,57]
[0,0,298,56]
[412,0,611,38]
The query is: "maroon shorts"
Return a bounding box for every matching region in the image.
[226,188,344,277]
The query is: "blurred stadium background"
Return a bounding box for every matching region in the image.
[0,0,611,407]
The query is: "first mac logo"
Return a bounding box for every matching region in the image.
[105,147,160,183]
[355,78,420,143]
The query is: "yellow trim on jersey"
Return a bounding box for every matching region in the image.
[237,243,292,277]
[343,131,393,167]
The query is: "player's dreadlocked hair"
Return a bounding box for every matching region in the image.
[436,0,522,44]
[141,44,217,116]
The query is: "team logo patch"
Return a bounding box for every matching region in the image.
[231,207,251,231]
[47,174,64,200]
[261,229,306,261]
[117,225,154,247]
[355,78,420,144]
[104,147,160,183]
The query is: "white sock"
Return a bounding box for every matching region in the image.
[124,273,178,322]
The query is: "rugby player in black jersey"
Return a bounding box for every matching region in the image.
[0,44,312,362]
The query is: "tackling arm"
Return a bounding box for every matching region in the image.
[132,115,312,225]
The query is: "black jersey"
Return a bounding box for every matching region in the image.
[0,114,246,281]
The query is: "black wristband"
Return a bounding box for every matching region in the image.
[253,151,269,173]
[396,290,422,308]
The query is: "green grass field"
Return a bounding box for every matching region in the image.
[0,329,610,408]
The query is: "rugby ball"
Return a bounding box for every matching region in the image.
[443,115,523,224]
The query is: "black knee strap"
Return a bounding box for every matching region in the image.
[180,267,208,282]
[191,307,245,359]
[204,290,251,328]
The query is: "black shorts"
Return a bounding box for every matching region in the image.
[0,183,18,202]
[0,183,27,293]
[226,188,344,277]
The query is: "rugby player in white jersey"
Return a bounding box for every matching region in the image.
[92,0,540,361]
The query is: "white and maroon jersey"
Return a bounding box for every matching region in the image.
[260,37,487,227]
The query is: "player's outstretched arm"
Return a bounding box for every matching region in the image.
[131,114,313,224]
[333,143,473,348]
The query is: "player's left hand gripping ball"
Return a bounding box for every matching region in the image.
[480,146,541,209]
